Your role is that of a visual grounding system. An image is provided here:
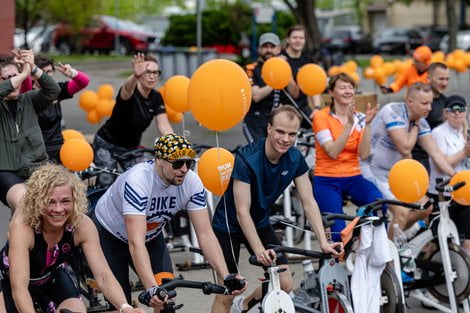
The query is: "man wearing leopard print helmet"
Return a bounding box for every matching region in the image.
[92,133,247,311]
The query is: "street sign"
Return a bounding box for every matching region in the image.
[254,7,274,24]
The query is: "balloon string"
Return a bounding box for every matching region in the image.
[181,114,188,138]
[281,88,312,127]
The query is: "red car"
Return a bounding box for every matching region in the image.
[52,15,158,55]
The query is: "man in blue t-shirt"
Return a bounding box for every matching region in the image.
[211,105,342,313]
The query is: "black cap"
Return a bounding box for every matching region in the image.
[445,95,467,111]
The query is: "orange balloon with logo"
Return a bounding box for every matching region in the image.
[450,170,470,205]
[62,129,85,141]
[197,147,235,196]
[296,64,327,96]
[60,138,94,171]
[188,59,251,131]
[97,84,114,100]
[261,57,292,89]
[79,90,99,112]
[389,159,429,202]
[164,75,190,113]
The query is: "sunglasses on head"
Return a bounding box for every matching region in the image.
[165,159,196,170]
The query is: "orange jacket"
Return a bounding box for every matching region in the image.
[390,65,428,92]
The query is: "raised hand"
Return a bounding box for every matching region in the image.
[11,49,24,68]
[56,62,75,77]
[132,53,146,78]
[364,102,379,125]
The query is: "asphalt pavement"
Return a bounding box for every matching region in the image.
[1,58,470,312]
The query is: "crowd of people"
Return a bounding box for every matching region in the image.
[0,25,468,313]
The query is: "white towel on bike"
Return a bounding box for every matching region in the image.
[351,223,392,313]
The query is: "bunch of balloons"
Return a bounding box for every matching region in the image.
[60,129,94,171]
[362,55,409,86]
[445,49,470,73]
[327,60,361,85]
[79,84,116,124]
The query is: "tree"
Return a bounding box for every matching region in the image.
[15,0,49,48]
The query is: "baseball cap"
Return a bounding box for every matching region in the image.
[412,46,432,64]
[154,134,196,160]
[445,95,467,112]
[258,32,281,47]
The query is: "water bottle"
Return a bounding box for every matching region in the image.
[393,224,416,274]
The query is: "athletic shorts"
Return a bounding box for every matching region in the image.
[2,267,80,313]
[214,225,288,274]
[361,162,395,200]
[91,212,174,309]
[0,171,24,207]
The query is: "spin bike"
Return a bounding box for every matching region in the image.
[248,245,353,313]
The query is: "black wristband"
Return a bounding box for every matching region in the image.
[31,65,39,76]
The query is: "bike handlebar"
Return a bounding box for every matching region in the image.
[77,166,120,179]
[436,178,466,193]
[138,279,228,305]
[248,245,331,267]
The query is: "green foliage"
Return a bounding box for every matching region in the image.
[162,2,252,46]
[163,3,296,48]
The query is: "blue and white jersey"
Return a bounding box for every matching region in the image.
[367,102,431,170]
[95,161,206,243]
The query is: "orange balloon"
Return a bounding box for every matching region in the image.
[297,64,327,96]
[328,65,341,77]
[164,75,191,113]
[197,147,234,196]
[60,138,94,171]
[86,110,101,124]
[374,67,387,85]
[450,170,470,205]
[96,99,115,117]
[370,55,384,68]
[383,62,396,76]
[389,159,429,202]
[455,59,467,73]
[344,60,358,72]
[164,104,183,123]
[79,90,99,112]
[188,59,252,131]
[349,72,361,85]
[363,67,374,79]
[97,84,114,100]
[432,51,445,62]
[261,57,292,89]
[62,129,85,141]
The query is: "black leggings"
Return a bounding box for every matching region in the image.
[2,267,80,313]
[91,212,173,309]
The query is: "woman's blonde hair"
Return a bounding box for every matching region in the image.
[21,163,88,230]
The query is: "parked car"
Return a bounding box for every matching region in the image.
[440,30,470,52]
[52,15,158,55]
[418,26,448,51]
[14,25,55,52]
[322,25,373,54]
[373,27,423,54]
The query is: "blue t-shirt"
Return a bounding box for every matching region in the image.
[212,139,309,233]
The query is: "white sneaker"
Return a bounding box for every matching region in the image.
[230,296,244,313]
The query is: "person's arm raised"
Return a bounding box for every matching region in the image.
[76,216,145,313]
[120,53,146,101]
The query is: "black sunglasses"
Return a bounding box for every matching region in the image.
[165,159,196,170]
[1,73,17,81]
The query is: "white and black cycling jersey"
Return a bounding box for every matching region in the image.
[95,160,207,243]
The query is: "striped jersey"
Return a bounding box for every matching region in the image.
[94,160,207,243]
